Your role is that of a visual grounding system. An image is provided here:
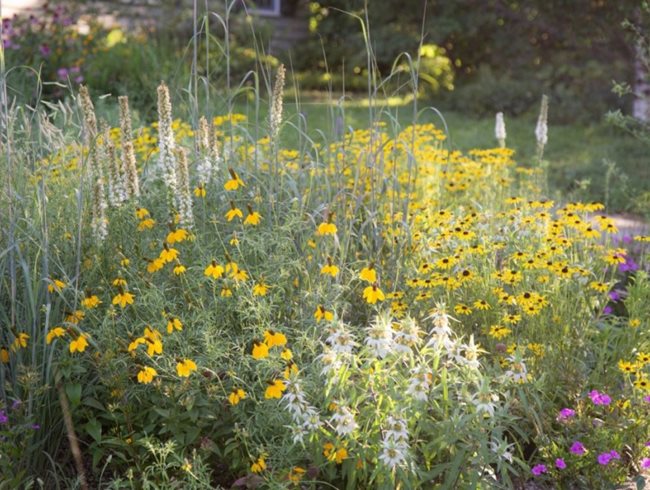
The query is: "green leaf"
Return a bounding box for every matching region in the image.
[84,418,102,443]
[65,383,82,407]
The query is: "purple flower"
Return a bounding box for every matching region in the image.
[589,390,611,406]
[74,76,84,84]
[641,458,650,469]
[531,464,547,476]
[619,256,639,272]
[56,68,69,80]
[0,410,7,424]
[39,44,51,57]
[609,450,621,460]
[557,408,576,421]
[597,453,612,465]
[31,423,40,430]
[643,395,650,403]
[622,234,633,244]
[608,290,622,301]
[570,441,586,455]
[10,399,21,410]
[603,305,613,315]
[555,458,567,470]
[3,39,13,49]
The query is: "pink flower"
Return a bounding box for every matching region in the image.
[557,408,576,421]
[531,464,547,476]
[641,458,650,469]
[555,458,567,469]
[589,390,611,406]
[570,441,586,455]
[597,450,620,466]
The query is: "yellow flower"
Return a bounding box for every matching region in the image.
[252,341,269,360]
[65,310,85,324]
[225,205,243,222]
[137,366,157,384]
[630,318,641,328]
[193,185,206,198]
[46,327,66,344]
[224,169,245,190]
[120,258,130,266]
[204,261,225,279]
[166,317,183,334]
[128,337,145,353]
[589,281,609,293]
[0,348,9,364]
[316,222,337,236]
[618,360,637,374]
[231,268,248,282]
[264,379,286,399]
[359,265,377,283]
[288,467,306,484]
[280,348,293,361]
[82,295,102,309]
[176,359,197,377]
[473,299,491,310]
[244,207,262,226]
[135,207,150,219]
[159,246,179,263]
[112,291,135,308]
[69,334,89,354]
[253,283,269,296]
[284,361,299,379]
[144,327,163,356]
[263,330,287,348]
[314,305,334,322]
[251,456,267,473]
[228,388,247,406]
[11,333,30,351]
[147,258,165,273]
[138,218,156,231]
[173,264,187,275]
[321,262,339,277]
[221,287,233,297]
[48,279,66,293]
[323,443,348,464]
[113,277,127,287]
[166,229,189,244]
[363,284,385,304]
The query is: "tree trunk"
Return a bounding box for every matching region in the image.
[633,41,650,121]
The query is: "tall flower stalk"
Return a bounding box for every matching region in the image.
[535,95,549,161]
[156,82,179,220]
[495,112,507,148]
[79,85,107,243]
[118,95,140,199]
[175,147,194,227]
[269,63,286,143]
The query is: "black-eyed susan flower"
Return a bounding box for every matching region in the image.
[251,455,267,473]
[112,290,135,308]
[225,202,243,222]
[137,366,157,384]
[228,388,247,406]
[176,359,197,377]
[264,330,287,348]
[166,228,189,244]
[46,327,66,344]
[48,279,66,293]
[231,268,248,282]
[112,277,127,287]
[359,264,377,283]
[147,258,165,273]
[264,379,286,399]
[173,264,186,275]
[159,244,179,263]
[316,221,337,236]
[321,257,339,277]
[618,360,637,374]
[135,207,150,219]
[137,218,155,231]
[363,284,385,304]
[193,185,206,198]
[166,317,183,334]
[69,334,89,354]
[82,294,102,309]
[280,348,293,361]
[224,168,245,190]
[244,205,262,226]
[11,333,30,351]
[204,260,225,279]
[252,283,269,296]
[252,341,269,360]
[314,305,334,322]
